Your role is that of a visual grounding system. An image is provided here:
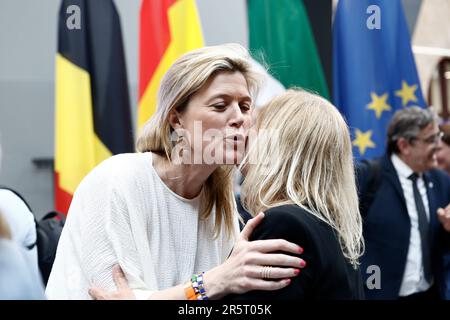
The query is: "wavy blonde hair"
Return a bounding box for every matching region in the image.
[136,44,262,238]
[241,89,363,266]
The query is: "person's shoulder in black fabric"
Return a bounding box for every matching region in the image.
[226,204,364,300]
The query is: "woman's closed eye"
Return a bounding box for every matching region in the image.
[240,103,251,112]
[209,100,251,112]
[211,103,227,111]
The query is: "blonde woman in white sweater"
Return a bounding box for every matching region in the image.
[46,44,305,300]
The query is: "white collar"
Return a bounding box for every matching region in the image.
[391,153,418,180]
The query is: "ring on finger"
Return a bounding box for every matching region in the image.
[261,266,272,279]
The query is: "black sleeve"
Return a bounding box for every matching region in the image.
[227,207,318,300]
[355,159,383,218]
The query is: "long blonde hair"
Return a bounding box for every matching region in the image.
[136,44,262,238]
[241,89,363,266]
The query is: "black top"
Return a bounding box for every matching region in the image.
[227,204,364,300]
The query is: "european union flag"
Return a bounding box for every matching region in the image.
[333,0,426,159]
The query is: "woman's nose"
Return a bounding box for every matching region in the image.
[228,103,245,128]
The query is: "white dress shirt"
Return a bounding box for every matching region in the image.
[391,154,433,296]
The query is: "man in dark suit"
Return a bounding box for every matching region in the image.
[357,107,450,300]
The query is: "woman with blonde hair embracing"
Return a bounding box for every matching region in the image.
[230,89,365,299]
[46,44,305,300]
[91,88,365,300]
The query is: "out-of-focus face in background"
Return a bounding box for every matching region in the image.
[437,125,450,175]
[406,121,442,172]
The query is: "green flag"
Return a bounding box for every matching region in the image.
[248,0,329,99]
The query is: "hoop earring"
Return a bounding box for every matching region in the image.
[175,134,185,159]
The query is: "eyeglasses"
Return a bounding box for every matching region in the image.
[411,131,444,145]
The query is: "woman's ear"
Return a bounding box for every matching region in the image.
[168,109,183,130]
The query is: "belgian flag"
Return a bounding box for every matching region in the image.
[55,0,133,214]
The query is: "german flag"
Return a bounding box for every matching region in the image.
[138,0,204,131]
[55,0,133,214]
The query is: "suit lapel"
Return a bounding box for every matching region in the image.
[382,155,408,213]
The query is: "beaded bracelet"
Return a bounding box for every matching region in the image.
[191,273,208,300]
[183,282,197,300]
[184,272,209,300]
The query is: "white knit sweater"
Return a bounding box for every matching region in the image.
[45,152,239,299]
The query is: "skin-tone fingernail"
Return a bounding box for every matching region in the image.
[298,247,304,254]
[294,269,300,275]
[300,260,306,268]
[285,278,291,284]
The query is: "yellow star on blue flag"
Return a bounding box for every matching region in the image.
[395,80,418,106]
[353,129,376,156]
[367,92,392,119]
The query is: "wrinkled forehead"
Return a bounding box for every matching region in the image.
[195,70,251,101]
